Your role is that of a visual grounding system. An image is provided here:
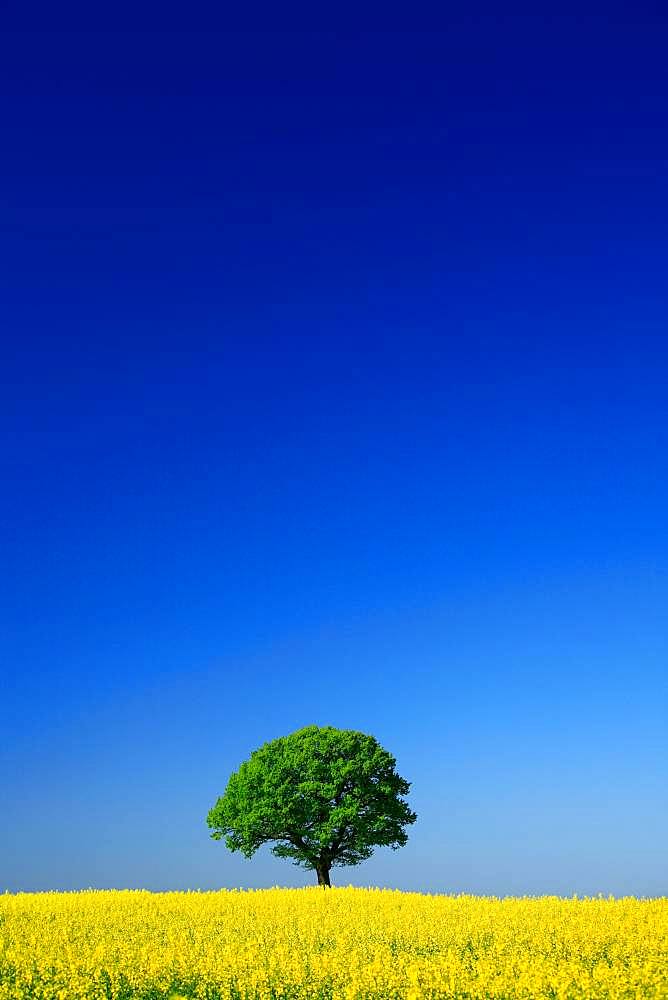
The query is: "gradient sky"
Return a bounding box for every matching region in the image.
[1,22,667,896]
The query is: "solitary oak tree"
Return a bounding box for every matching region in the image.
[207,725,416,886]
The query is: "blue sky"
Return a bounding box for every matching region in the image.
[1,23,667,895]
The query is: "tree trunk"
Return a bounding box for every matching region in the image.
[315,862,331,887]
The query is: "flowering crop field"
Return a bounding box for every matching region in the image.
[0,888,666,999]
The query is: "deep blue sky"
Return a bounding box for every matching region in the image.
[1,22,667,896]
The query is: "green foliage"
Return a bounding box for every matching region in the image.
[207,726,416,883]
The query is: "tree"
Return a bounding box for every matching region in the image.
[207,725,416,887]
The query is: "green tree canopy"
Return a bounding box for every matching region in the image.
[207,725,416,886]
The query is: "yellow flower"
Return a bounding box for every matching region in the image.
[0,886,665,999]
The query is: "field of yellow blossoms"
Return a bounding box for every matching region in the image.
[1,887,666,999]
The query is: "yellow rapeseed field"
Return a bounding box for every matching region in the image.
[0,887,666,999]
